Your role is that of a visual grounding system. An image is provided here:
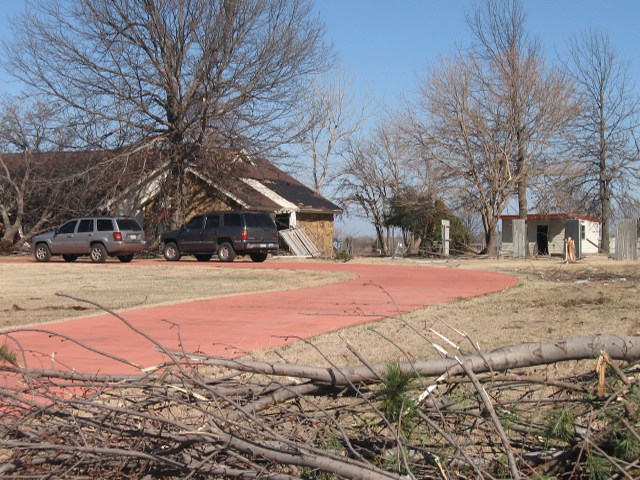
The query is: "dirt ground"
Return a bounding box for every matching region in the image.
[1,254,639,366]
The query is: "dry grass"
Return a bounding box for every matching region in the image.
[0,257,354,330]
[1,254,639,368]
[2,254,639,479]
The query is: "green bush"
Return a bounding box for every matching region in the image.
[334,250,352,262]
[379,363,417,429]
[0,343,17,366]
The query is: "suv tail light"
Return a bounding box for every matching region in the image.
[113,231,123,242]
[241,228,248,241]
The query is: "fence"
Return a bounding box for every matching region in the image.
[614,218,638,261]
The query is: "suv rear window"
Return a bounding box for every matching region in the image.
[97,219,114,231]
[116,219,142,231]
[223,213,242,227]
[244,213,275,228]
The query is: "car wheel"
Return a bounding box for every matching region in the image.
[118,254,134,263]
[195,254,212,262]
[34,243,52,262]
[163,242,181,261]
[217,242,236,262]
[62,255,78,262]
[249,252,268,263]
[89,244,108,263]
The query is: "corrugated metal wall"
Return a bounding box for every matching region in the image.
[614,219,638,261]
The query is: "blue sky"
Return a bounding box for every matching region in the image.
[314,0,640,110]
[2,1,639,106]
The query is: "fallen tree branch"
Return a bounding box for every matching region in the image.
[2,312,639,480]
[174,335,640,386]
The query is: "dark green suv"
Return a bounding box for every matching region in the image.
[161,211,278,262]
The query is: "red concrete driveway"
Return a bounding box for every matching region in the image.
[3,261,517,375]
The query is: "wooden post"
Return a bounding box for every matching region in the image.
[441,220,450,257]
[564,237,576,263]
[513,219,526,259]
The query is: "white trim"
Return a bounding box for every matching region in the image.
[101,163,169,211]
[240,177,299,213]
[186,167,250,209]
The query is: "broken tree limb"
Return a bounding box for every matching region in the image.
[174,335,640,386]
[2,332,639,478]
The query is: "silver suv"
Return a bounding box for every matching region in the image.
[33,216,146,263]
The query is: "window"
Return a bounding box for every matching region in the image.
[97,219,114,231]
[244,213,275,228]
[58,220,78,234]
[186,216,204,230]
[223,213,242,227]
[205,215,220,229]
[77,219,94,233]
[581,224,586,240]
[116,219,142,231]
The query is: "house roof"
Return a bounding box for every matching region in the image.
[500,213,600,223]
[3,147,341,216]
[104,147,342,215]
[232,154,341,213]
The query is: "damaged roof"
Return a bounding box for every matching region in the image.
[231,154,341,213]
[104,146,342,215]
[3,146,342,215]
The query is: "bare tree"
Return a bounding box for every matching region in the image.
[4,0,331,226]
[336,124,411,255]
[0,99,69,251]
[296,72,365,195]
[413,55,518,256]
[566,29,640,252]
[467,0,577,221]
[405,0,577,256]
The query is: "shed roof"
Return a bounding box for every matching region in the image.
[232,153,341,213]
[500,214,600,223]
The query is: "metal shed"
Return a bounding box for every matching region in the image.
[500,214,600,258]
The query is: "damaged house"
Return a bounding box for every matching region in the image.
[103,148,342,257]
[2,148,341,257]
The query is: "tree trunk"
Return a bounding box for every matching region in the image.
[517,137,528,220]
[481,216,498,257]
[599,151,610,253]
[192,335,640,388]
[375,223,387,256]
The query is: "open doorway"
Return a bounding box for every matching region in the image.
[537,225,549,255]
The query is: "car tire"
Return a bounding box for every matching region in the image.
[195,254,212,262]
[249,252,268,263]
[34,243,52,262]
[90,244,108,263]
[163,242,181,261]
[217,242,236,262]
[118,255,134,263]
[62,255,78,262]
